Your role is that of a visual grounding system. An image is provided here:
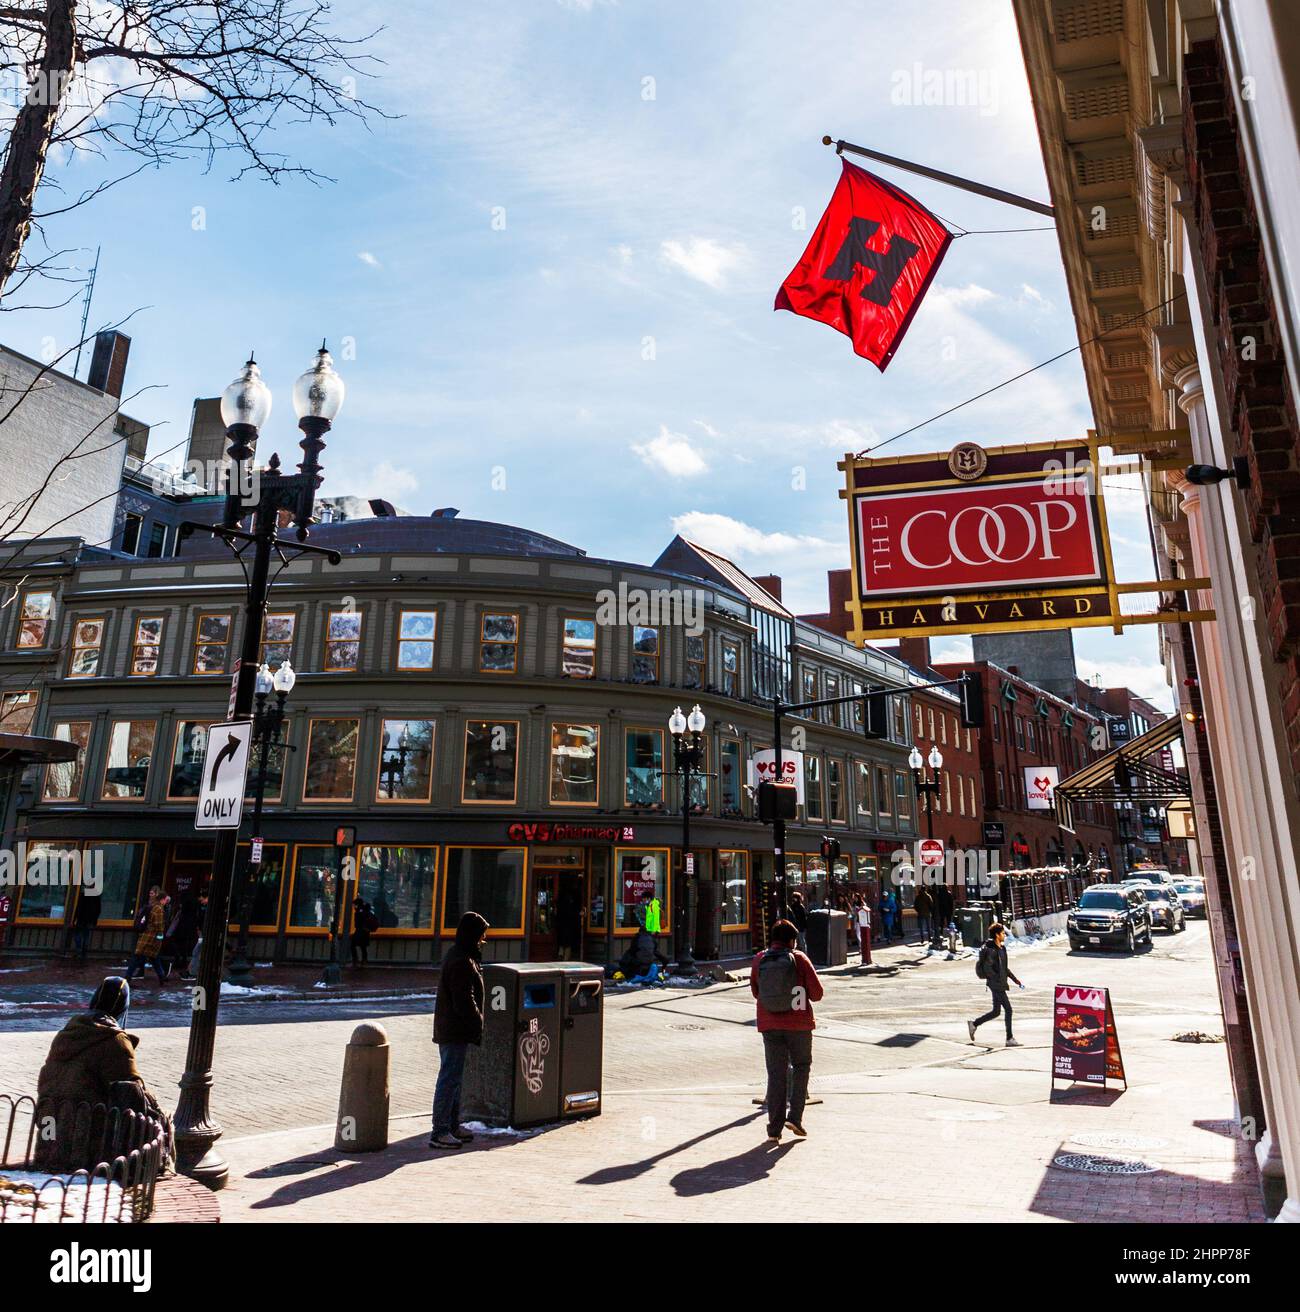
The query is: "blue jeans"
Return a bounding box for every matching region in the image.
[432,1042,469,1135]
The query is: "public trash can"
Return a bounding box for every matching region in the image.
[462,962,603,1129]
[957,902,993,947]
[805,909,849,967]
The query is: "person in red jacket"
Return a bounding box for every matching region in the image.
[751,918,825,1143]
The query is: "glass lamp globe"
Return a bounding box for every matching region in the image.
[668,707,687,737]
[292,344,346,421]
[928,745,943,770]
[687,704,706,735]
[220,356,272,430]
[273,660,296,694]
[908,746,923,770]
[254,662,273,696]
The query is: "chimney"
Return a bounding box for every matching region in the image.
[87,330,131,398]
[753,574,783,603]
[898,637,932,671]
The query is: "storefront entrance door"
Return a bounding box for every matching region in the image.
[529,867,585,961]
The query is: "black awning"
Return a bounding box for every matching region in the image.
[0,731,80,774]
[1055,716,1189,806]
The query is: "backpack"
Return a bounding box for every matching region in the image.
[975,943,991,980]
[758,948,800,1013]
[360,907,380,933]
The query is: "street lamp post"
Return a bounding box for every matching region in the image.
[171,347,345,1190]
[909,744,945,949]
[668,704,706,977]
[226,660,296,985]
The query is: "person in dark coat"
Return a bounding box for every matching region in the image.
[126,887,168,985]
[430,911,489,1150]
[933,884,955,934]
[163,893,200,980]
[70,892,101,961]
[913,886,934,940]
[968,923,1024,1047]
[787,890,809,953]
[351,896,379,965]
[34,977,172,1172]
[555,885,583,961]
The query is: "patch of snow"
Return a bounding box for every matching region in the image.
[459,1121,540,1139]
[0,1169,128,1222]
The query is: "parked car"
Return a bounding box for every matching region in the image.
[1140,883,1187,932]
[1173,879,1207,918]
[1067,884,1152,953]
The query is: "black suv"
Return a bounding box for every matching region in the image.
[1067,883,1152,953]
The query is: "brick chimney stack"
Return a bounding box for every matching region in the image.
[87,330,131,398]
[753,574,783,603]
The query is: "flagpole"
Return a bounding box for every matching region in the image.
[823,136,1055,219]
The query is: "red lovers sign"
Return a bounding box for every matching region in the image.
[839,439,1118,641]
[1051,984,1127,1089]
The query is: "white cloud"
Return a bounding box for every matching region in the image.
[1020,283,1049,307]
[693,419,720,438]
[333,459,420,503]
[931,640,974,663]
[1075,656,1173,712]
[357,251,381,269]
[615,244,634,266]
[631,425,708,478]
[930,282,997,308]
[660,237,746,289]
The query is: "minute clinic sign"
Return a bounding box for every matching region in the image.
[838,439,1119,641]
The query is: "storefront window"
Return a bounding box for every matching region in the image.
[720,739,742,813]
[719,849,749,928]
[684,634,706,689]
[462,720,519,803]
[325,609,362,672]
[15,842,80,920]
[168,721,214,798]
[261,611,295,669]
[94,842,148,924]
[303,718,360,801]
[804,755,823,821]
[443,847,525,933]
[375,718,434,802]
[624,728,663,807]
[562,617,596,678]
[804,854,828,907]
[356,845,438,931]
[631,626,659,683]
[549,723,599,805]
[16,589,55,648]
[101,719,156,800]
[615,848,668,929]
[397,610,437,670]
[192,612,231,674]
[236,841,286,929]
[43,721,91,801]
[480,612,519,673]
[69,618,105,677]
[288,846,342,930]
[130,615,165,676]
[828,758,846,823]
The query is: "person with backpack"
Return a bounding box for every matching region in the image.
[968,922,1023,1047]
[751,919,824,1144]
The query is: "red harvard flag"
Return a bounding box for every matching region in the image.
[775,159,953,370]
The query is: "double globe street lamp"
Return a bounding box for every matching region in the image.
[668,703,707,977]
[909,743,946,949]
[172,347,345,1190]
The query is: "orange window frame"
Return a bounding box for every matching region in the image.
[718,849,750,932]
[373,719,436,804]
[460,719,520,805]
[351,844,440,935]
[612,845,671,936]
[561,615,597,679]
[623,725,664,807]
[16,588,55,648]
[301,717,361,803]
[191,611,232,675]
[230,841,289,933]
[324,607,363,672]
[67,616,105,678]
[548,722,600,808]
[260,610,296,667]
[129,614,165,676]
[100,718,158,802]
[478,611,520,674]
[284,841,351,936]
[396,608,438,671]
[42,721,92,802]
[439,845,527,938]
[166,720,218,801]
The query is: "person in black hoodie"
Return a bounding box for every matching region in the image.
[430,911,489,1149]
[968,923,1024,1047]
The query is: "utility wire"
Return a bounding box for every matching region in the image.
[857,291,1187,458]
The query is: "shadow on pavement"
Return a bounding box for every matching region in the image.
[1048,1086,1125,1107]
[576,1112,764,1186]
[670,1141,798,1196]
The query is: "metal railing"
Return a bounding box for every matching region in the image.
[0,1094,169,1223]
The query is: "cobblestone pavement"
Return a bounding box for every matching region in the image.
[0,924,1267,1221]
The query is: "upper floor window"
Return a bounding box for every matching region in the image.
[720,739,742,814]
[991,707,1000,742]
[102,719,157,801]
[121,512,143,555]
[624,728,664,807]
[479,612,519,674]
[130,615,164,676]
[855,760,873,819]
[192,613,232,674]
[894,770,912,822]
[397,609,436,670]
[325,608,362,672]
[68,618,105,678]
[303,717,360,802]
[375,718,434,803]
[825,674,841,727]
[684,633,706,690]
[0,689,38,733]
[43,721,92,801]
[261,612,295,670]
[1014,716,1025,750]
[168,721,215,798]
[462,719,519,803]
[851,680,865,732]
[721,639,740,697]
[893,697,908,744]
[827,757,846,823]
[631,626,659,683]
[804,755,824,821]
[876,764,892,819]
[801,667,817,716]
[16,589,54,648]
[549,723,599,806]
[562,617,596,679]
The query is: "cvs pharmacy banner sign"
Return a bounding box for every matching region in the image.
[748,748,806,806]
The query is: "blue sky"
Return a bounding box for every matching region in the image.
[4,0,1170,708]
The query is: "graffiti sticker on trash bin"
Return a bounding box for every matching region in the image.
[519,1016,551,1094]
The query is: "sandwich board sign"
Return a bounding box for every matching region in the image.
[1051,984,1127,1090]
[194,720,254,831]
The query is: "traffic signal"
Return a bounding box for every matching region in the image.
[862,685,890,738]
[959,670,984,729]
[820,835,842,864]
[757,781,798,822]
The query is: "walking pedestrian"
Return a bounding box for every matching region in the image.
[125,887,168,986]
[752,919,823,1144]
[934,884,955,939]
[70,891,101,961]
[186,892,208,980]
[351,896,379,965]
[163,892,200,980]
[430,911,489,1150]
[913,886,933,940]
[787,890,809,953]
[879,887,897,941]
[968,922,1024,1047]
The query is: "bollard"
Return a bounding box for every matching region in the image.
[335,1021,390,1152]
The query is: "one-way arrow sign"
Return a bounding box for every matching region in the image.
[195,719,253,831]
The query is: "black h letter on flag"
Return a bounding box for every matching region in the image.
[824,218,921,307]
